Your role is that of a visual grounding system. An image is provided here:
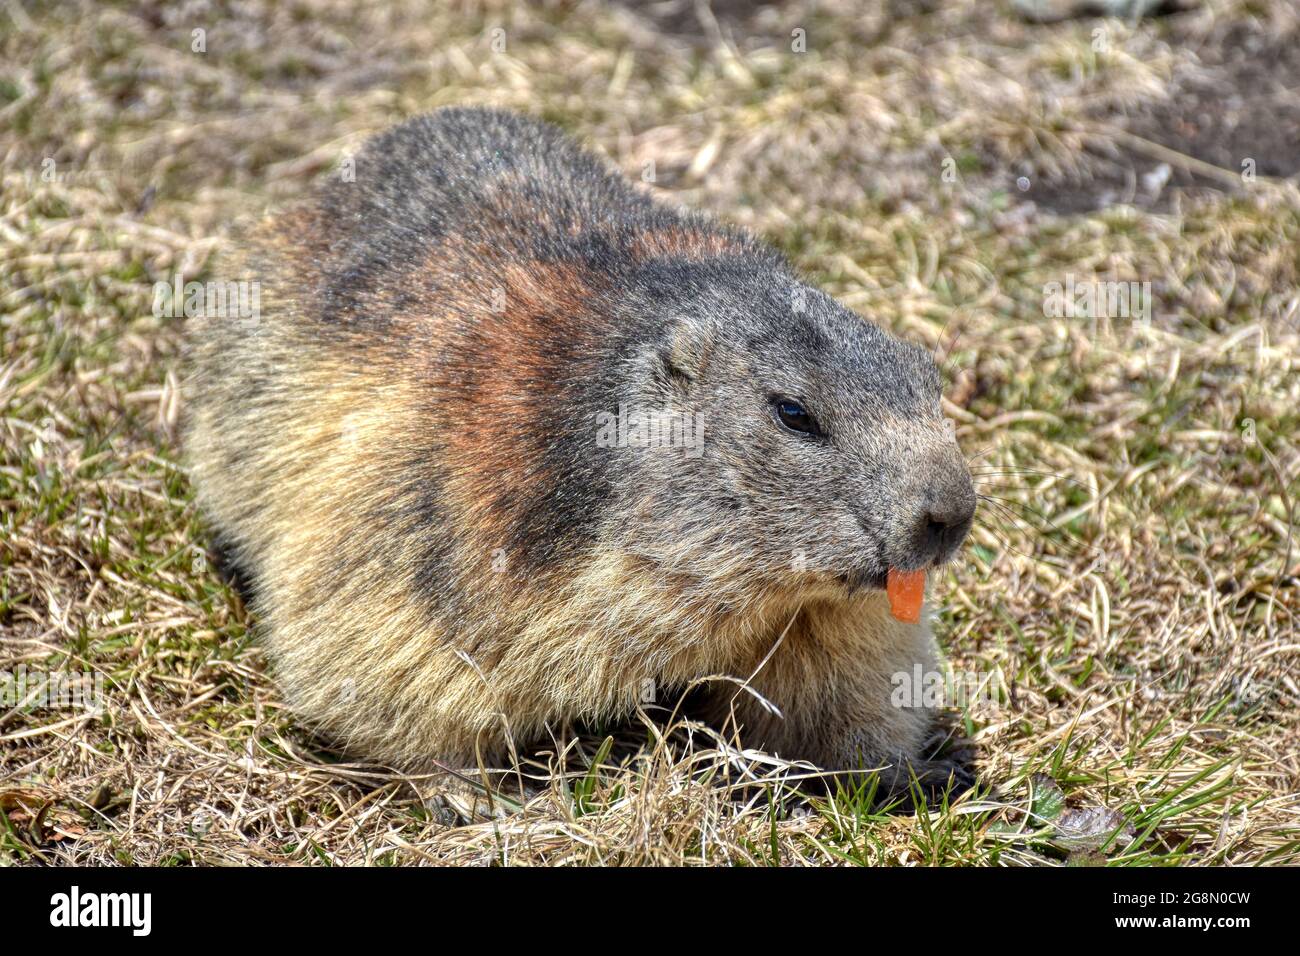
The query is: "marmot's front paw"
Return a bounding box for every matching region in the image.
[898,754,976,795]
[814,721,977,804]
[883,728,978,804]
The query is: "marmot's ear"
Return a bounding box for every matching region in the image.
[657,315,713,390]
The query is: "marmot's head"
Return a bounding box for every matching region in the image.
[609,258,975,599]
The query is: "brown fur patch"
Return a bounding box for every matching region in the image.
[403,243,609,573]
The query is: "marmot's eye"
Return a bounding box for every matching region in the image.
[772,397,821,437]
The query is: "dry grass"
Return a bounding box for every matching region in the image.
[2,0,1298,865]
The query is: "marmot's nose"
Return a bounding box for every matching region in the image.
[915,486,976,565]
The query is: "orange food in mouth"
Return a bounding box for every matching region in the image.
[886,567,927,623]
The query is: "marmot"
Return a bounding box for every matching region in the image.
[185,108,976,785]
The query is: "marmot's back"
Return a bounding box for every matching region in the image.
[288,109,762,333]
[186,108,975,781]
